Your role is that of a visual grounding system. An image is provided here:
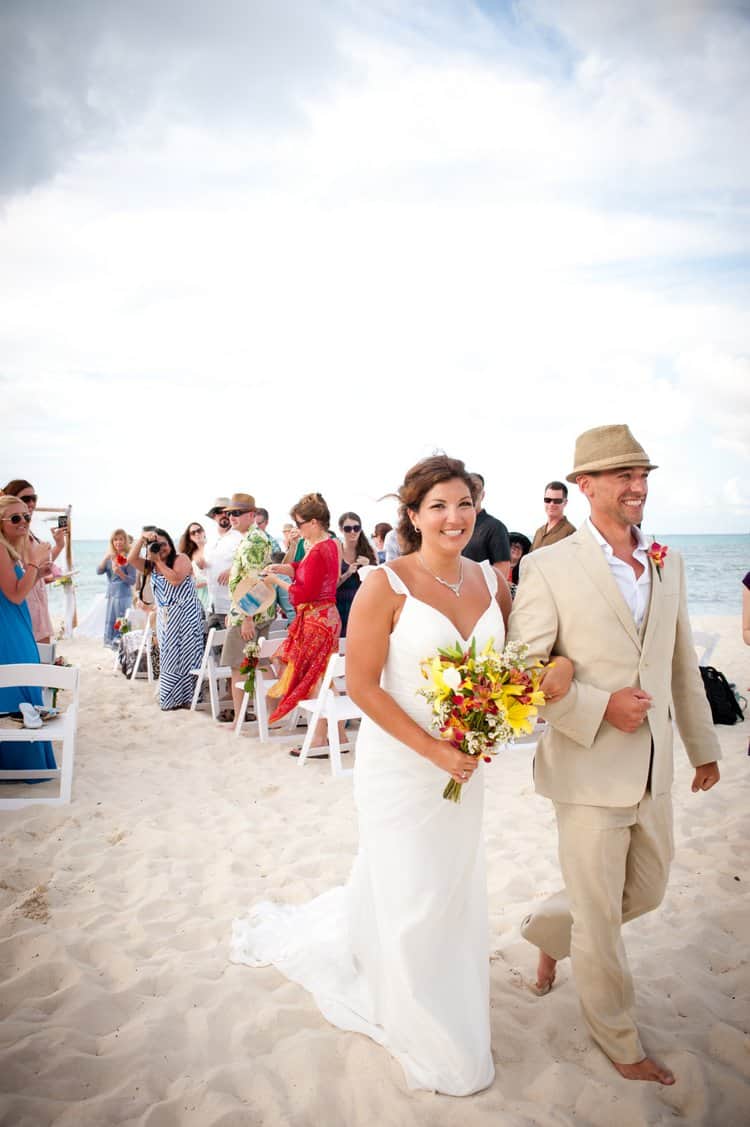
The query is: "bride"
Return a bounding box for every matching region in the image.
[230,455,572,1095]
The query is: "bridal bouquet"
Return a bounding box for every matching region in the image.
[419,638,545,803]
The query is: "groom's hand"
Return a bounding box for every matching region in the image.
[691,762,720,792]
[604,688,653,732]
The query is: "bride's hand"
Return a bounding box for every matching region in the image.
[427,740,479,784]
[540,655,574,703]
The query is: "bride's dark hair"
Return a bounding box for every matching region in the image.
[395,455,477,556]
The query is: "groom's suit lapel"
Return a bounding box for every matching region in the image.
[574,525,641,649]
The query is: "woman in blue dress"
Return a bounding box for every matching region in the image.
[0,495,56,774]
[97,529,137,646]
[127,528,204,710]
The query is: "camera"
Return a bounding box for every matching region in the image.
[142,525,157,533]
[148,541,162,554]
[57,515,68,529]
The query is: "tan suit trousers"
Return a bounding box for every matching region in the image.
[521,791,674,1063]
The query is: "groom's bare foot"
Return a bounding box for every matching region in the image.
[612,1057,675,1085]
[533,950,557,995]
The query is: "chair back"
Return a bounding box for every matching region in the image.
[0,663,79,693]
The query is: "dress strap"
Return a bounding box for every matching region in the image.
[378,565,410,597]
[479,560,498,596]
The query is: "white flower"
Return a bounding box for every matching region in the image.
[442,666,462,690]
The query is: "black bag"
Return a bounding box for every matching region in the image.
[699,665,744,725]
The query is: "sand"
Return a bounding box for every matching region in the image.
[1,616,748,1126]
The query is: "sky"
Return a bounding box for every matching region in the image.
[1,0,748,541]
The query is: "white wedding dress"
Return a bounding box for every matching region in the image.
[230,562,504,1095]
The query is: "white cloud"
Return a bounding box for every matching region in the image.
[0,0,747,537]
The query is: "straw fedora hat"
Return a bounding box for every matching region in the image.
[226,492,256,512]
[206,496,231,517]
[567,424,658,483]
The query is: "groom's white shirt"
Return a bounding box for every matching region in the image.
[585,517,650,627]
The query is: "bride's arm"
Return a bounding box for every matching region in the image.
[346,570,479,785]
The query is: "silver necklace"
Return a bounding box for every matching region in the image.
[417,553,464,597]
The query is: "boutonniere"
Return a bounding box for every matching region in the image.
[648,541,668,581]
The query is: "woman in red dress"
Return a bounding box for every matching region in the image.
[266,493,341,743]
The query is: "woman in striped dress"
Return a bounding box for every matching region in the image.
[127,528,204,710]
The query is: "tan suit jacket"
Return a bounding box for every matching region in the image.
[508,524,720,807]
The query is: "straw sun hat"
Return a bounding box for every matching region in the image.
[566,425,658,483]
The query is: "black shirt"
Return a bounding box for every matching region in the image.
[462,509,510,565]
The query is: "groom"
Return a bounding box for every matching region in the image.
[508,424,720,1085]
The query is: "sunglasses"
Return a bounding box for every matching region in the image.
[19,494,38,504]
[189,527,204,535]
[225,510,246,518]
[341,524,361,533]
[294,518,309,528]
[2,513,32,524]
[543,497,565,504]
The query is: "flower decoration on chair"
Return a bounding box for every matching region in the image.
[113,617,132,636]
[240,640,261,696]
[419,638,545,803]
[50,655,72,708]
[647,541,669,581]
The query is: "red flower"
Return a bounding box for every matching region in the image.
[648,541,669,581]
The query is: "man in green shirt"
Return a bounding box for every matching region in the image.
[530,480,576,552]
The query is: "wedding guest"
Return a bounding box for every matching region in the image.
[223,494,275,721]
[203,497,241,629]
[280,523,298,555]
[97,530,137,646]
[530,480,576,551]
[127,529,204,711]
[178,522,210,613]
[509,531,532,596]
[254,508,281,554]
[266,493,341,748]
[336,512,377,636]
[2,479,67,643]
[462,472,511,582]
[383,526,401,562]
[371,522,393,564]
[510,424,720,1085]
[0,494,56,776]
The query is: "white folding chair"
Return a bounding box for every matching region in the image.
[190,627,231,719]
[296,652,360,777]
[234,636,295,741]
[0,663,80,809]
[129,617,156,682]
[268,617,290,638]
[692,630,719,667]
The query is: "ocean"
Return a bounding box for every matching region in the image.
[48,534,749,627]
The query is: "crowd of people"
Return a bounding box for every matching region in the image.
[0,468,579,755]
[88,473,578,725]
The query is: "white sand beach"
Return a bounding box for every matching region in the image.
[1,617,748,1127]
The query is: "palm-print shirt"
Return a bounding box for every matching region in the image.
[227,528,275,629]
